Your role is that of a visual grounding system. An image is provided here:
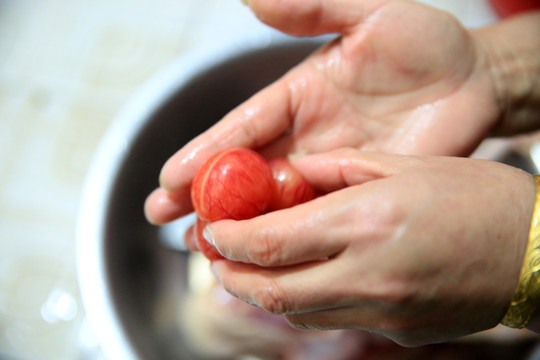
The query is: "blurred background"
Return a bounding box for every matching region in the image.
[0,1,502,359]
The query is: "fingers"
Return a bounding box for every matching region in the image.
[205,192,354,267]
[211,256,432,346]
[290,148,424,192]
[246,0,389,36]
[147,78,296,224]
[204,149,425,265]
[211,258,352,314]
[159,80,292,192]
[144,187,193,224]
[183,224,199,251]
[149,149,418,223]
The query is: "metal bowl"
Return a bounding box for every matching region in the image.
[77,35,540,360]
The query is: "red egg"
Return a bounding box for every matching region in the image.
[268,157,316,211]
[489,0,540,18]
[191,147,274,222]
[190,147,316,261]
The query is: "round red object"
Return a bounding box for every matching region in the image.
[489,0,540,18]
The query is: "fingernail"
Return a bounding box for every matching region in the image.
[143,206,157,225]
[210,261,222,283]
[203,225,216,247]
[241,0,249,5]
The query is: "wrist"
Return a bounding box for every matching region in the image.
[473,11,540,136]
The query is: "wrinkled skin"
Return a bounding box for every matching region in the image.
[205,149,535,346]
[145,0,499,224]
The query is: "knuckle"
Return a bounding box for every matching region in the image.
[379,280,417,305]
[249,228,284,266]
[252,279,291,314]
[369,197,404,230]
[370,284,418,317]
[236,111,261,147]
[354,196,406,242]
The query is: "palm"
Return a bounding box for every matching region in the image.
[266,1,497,157]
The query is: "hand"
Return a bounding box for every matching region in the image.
[145,0,501,224]
[204,149,535,346]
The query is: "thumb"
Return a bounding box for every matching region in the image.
[245,0,388,36]
[290,148,425,192]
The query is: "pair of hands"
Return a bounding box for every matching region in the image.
[145,0,537,346]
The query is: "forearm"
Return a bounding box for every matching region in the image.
[475,11,540,136]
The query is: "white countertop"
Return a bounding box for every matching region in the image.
[0,1,498,359]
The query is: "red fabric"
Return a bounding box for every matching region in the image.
[489,0,540,18]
